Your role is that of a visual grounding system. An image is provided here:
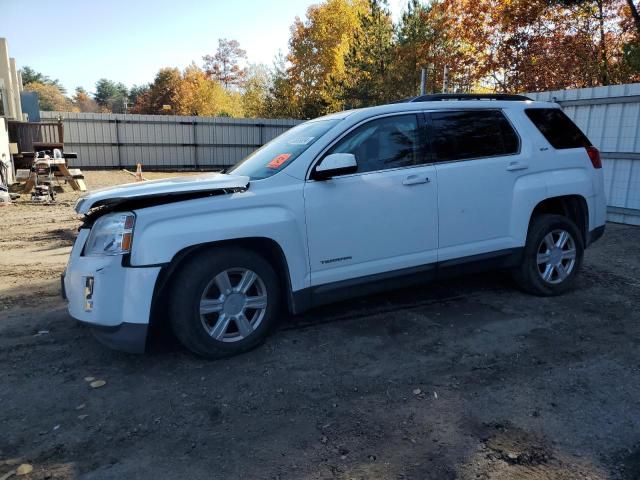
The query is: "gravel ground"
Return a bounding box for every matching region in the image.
[1,171,639,479]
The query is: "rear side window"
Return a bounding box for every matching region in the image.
[327,114,422,174]
[430,110,519,162]
[525,108,591,149]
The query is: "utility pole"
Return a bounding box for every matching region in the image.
[420,68,426,95]
[443,65,449,93]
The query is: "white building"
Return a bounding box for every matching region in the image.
[0,37,24,185]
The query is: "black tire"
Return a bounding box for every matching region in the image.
[513,214,584,296]
[168,247,281,358]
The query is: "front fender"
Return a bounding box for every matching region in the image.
[129,192,309,292]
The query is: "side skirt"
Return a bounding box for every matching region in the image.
[292,248,524,313]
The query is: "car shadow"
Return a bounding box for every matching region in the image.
[147,269,516,356]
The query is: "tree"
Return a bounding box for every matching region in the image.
[20,66,66,93]
[131,68,182,114]
[339,0,395,108]
[394,0,438,96]
[177,64,243,116]
[287,0,367,118]
[242,64,271,117]
[546,0,640,82]
[73,87,100,112]
[202,39,248,88]
[94,78,129,113]
[628,0,640,32]
[384,0,483,97]
[131,65,243,117]
[263,52,299,118]
[24,82,76,111]
[129,84,150,106]
[553,0,640,32]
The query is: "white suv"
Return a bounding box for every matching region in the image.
[63,94,607,358]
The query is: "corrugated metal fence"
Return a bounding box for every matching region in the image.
[40,111,301,170]
[528,83,640,225]
[42,84,639,224]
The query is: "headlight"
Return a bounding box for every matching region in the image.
[84,212,136,256]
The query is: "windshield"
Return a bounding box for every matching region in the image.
[228,119,341,180]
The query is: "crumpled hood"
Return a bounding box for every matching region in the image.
[74,173,250,214]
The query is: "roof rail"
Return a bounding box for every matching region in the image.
[401,93,532,103]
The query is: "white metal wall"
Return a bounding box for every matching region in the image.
[39,85,640,225]
[528,83,640,225]
[39,111,302,170]
[0,118,14,184]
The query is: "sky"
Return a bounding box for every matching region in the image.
[2,0,406,95]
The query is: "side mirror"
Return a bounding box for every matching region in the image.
[312,153,357,180]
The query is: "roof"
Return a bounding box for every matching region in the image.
[312,94,559,124]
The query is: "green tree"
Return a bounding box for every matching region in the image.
[624,40,640,69]
[263,53,299,118]
[393,0,438,97]
[339,0,395,108]
[241,64,270,117]
[94,78,129,113]
[20,66,66,93]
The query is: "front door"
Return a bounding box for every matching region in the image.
[304,113,439,288]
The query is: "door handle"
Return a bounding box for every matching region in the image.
[506,161,529,171]
[402,174,431,185]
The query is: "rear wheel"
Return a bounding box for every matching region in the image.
[513,214,584,296]
[168,247,280,358]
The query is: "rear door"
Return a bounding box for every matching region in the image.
[427,109,529,261]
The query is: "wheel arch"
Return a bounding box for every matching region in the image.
[149,237,297,332]
[528,195,589,246]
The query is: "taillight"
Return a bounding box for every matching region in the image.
[586,146,602,169]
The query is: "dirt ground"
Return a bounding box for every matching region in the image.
[1,170,640,480]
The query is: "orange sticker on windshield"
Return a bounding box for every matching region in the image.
[267,153,291,169]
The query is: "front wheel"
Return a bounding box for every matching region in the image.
[168,247,281,358]
[513,214,584,296]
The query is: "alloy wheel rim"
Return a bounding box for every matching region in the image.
[536,229,577,285]
[199,268,268,342]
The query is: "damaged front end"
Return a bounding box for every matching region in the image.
[74,173,250,225]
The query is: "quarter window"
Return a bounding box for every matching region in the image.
[325,115,422,174]
[430,110,519,162]
[525,108,591,149]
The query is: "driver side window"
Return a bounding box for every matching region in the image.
[326,114,421,174]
